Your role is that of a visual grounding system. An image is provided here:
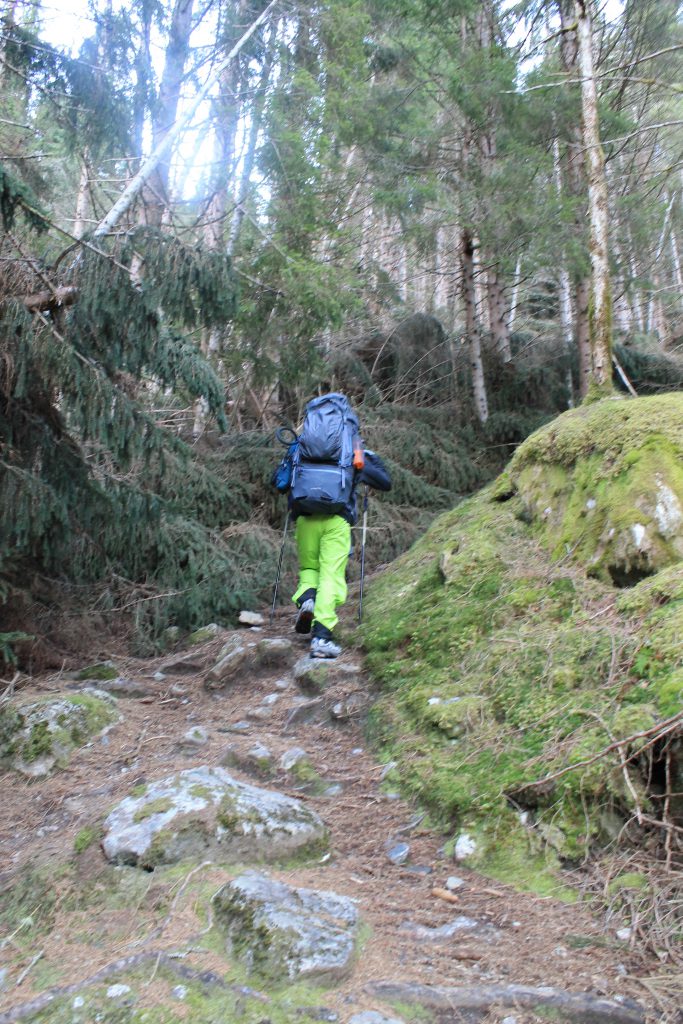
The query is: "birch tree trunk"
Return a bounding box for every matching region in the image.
[576,0,612,394]
[462,229,489,424]
[558,0,591,396]
[140,0,196,226]
[73,153,90,239]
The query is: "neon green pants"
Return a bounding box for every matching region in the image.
[292,514,351,633]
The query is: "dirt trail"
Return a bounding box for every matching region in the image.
[0,604,661,1023]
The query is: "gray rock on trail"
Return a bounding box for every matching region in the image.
[102,766,327,869]
[399,915,491,943]
[255,637,294,667]
[204,635,252,689]
[366,981,646,1024]
[239,610,265,626]
[220,742,275,778]
[349,1014,405,1024]
[280,747,309,771]
[213,871,360,983]
[180,725,209,748]
[78,676,156,699]
[284,697,327,730]
[0,690,120,778]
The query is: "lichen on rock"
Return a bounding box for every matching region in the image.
[0,690,120,778]
[213,870,360,983]
[101,766,328,869]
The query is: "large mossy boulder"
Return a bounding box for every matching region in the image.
[362,397,683,893]
[506,394,683,584]
[213,871,360,982]
[0,690,119,778]
[102,766,328,869]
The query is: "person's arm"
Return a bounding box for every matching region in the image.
[357,450,392,491]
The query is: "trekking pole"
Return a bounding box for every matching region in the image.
[358,486,369,623]
[270,510,291,625]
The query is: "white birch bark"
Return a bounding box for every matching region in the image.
[576,0,612,391]
[462,229,488,424]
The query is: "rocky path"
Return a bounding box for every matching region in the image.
[0,609,661,1024]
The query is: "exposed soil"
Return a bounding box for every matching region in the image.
[0,601,671,1024]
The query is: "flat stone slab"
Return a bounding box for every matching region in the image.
[214,871,360,983]
[101,766,327,869]
[367,981,646,1024]
[0,690,120,778]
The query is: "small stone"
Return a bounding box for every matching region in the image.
[323,783,343,796]
[189,623,223,644]
[226,721,251,734]
[387,842,410,865]
[404,864,433,875]
[72,996,84,1008]
[427,697,441,706]
[247,706,271,721]
[330,692,366,721]
[293,656,332,694]
[93,676,155,698]
[446,875,465,891]
[256,637,294,667]
[348,1014,405,1024]
[171,985,188,1000]
[284,698,326,729]
[205,636,251,689]
[280,747,309,771]
[261,693,280,706]
[502,1017,518,1024]
[616,927,632,941]
[274,678,291,691]
[454,833,477,860]
[181,726,208,747]
[239,611,265,626]
[160,652,207,675]
[379,760,397,780]
[297,1009,339,1022]
[399,915,483,942]
[351,747,364,755]
[106,984,131,999]
[169,683,187,697]
[153,671,166,682]
[163,625,180,645]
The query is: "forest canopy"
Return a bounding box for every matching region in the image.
[1,0,682,664]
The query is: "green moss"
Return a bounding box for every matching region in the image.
[22,720,52,763]
[130,783,148,798]
[509,395,683,582]
[607,872,649,895]
[133,797,174,822]
[76,661,117,681]
[188,624,221,645]
[74,826,99,854]
[362,436,683,894]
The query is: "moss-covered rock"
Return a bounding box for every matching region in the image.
[362,405,683,893]
[0,690,120,778]
[102,766,328,870]
[507,394,683,584]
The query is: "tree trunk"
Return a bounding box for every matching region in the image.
[487,266,512,363]
[73,153,90,239]
[92,0,280,239]
[576,0,612,394]
[141,0,196,226]
[462,229,489,424]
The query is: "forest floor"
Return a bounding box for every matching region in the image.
[0,592,672,1024]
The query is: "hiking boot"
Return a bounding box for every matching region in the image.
[295,598,315,635]
[310,636,341,659]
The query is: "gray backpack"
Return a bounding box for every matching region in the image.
[289,394,362,518]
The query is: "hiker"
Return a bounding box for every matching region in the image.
[273,393,391,658]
